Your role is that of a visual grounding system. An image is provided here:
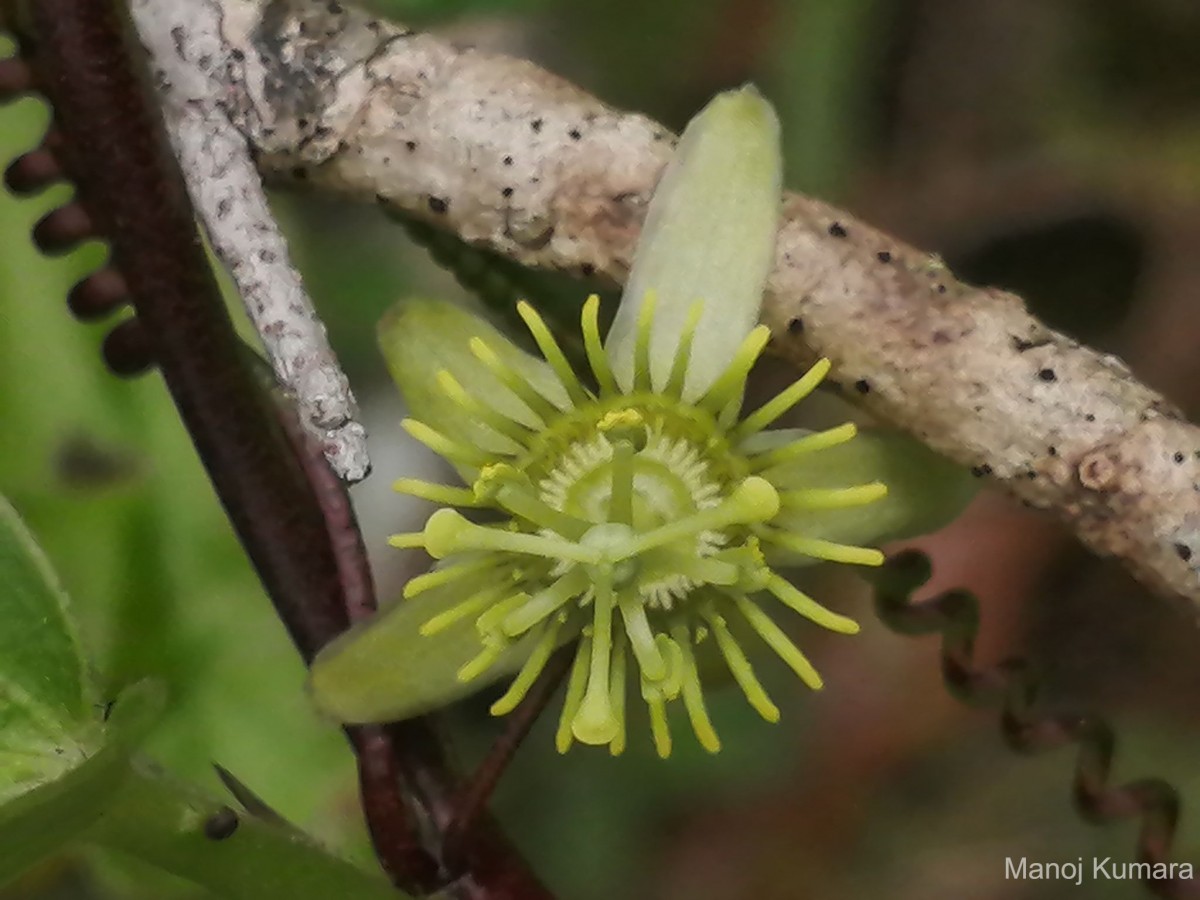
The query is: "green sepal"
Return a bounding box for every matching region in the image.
[606,86,782,400]
[378,299,567,479]
[308,584,535,724]
[759,428,976,562]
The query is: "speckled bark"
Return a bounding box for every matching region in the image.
[130,0,368,482]
[134,0,1200,605]
[764,196,1200,606]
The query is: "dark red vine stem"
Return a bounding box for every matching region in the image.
[275,386,442,890]
[1,1,551,896]
[441,649,573,876]
[20,0,347,659]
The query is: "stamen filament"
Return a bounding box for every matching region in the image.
[421,585,508,636]
[779,482,888,510]
[608,440,635,526]
[698,325,771,415]
[617,595,667,682]
[387,532,425,549]
[608,630,628,756]
[617,477,779,558]
[457,639,506,682]
[393,478,484,508]
[652,552,740,586]
[581,294,618,396]
[436,370,535,444]
[556,635,592,753]
[747,422,858,472]
[665,301,705,398]
[716,397,742,430]
[730,594,823,690]
[494,483,590,540]
[643,689,672,758]
[763,575,860,634]
[632,290,657,392]
[654,634,685,700]
[763,531,885,567]
[503,569,588,637]
[704,609,780,722]
[517,300,590,407]
[490,617,564,716]
[475,591,535,637]
[572,569,619,744]
[731,358,832,442]
[468,336,559,422]
[423,509,602,564]
[713,539,768,576]
[402,419,494,467]
[672,625,720,752]
[404,556,501,599]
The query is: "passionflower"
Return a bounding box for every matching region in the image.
[310,88,974,756]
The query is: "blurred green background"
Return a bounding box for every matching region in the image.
[4,0,1200,897]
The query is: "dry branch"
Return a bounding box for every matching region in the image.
[132,0,1200,605]
[131,0,369,481]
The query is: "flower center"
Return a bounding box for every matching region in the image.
[530,404,741,610]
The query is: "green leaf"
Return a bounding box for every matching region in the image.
[0,495,94,803]
[0,494,166,886]
[0,494,386,897]
[0,681,164,887]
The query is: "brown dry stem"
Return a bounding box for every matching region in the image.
[137,0,1200,605]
